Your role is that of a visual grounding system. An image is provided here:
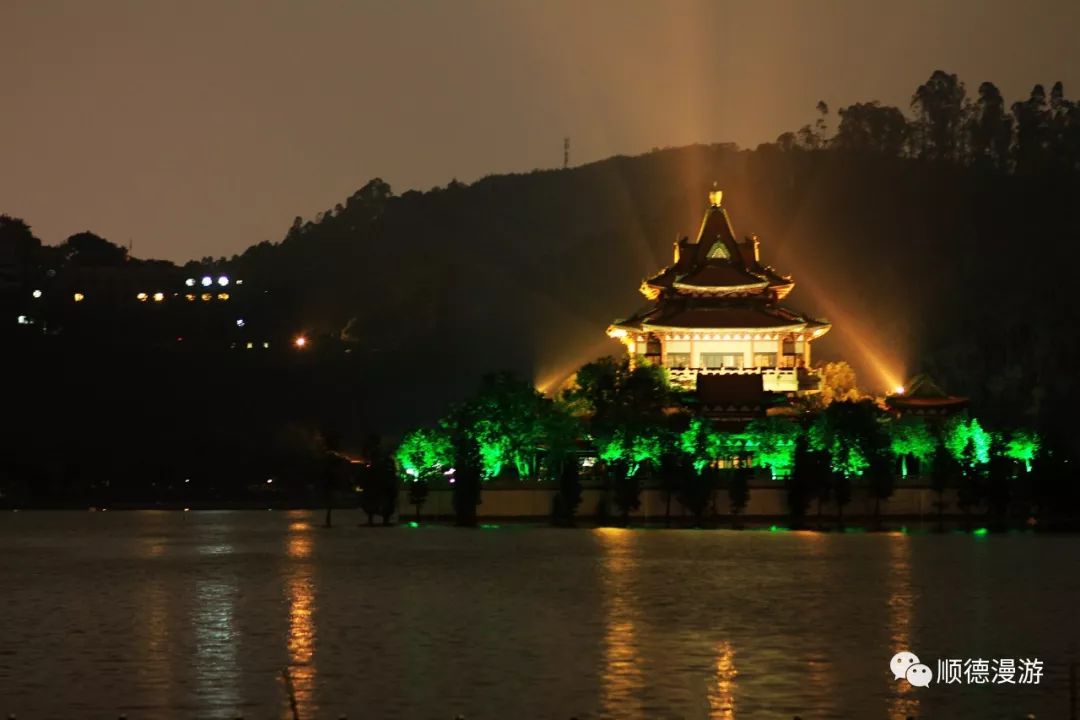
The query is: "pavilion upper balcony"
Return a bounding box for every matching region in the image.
[663,366,824,393]
[664,366,797,392]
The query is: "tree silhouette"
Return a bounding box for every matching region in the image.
[968,82,1012,171]
[834,102,909,156]
[911,70,967,162]
[62,231,127,266]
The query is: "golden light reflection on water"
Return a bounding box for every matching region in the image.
[887,534,919,720]
[798,531,835,716]
[706,640,737,719]
[285,524,317,718]
[596,528,645,718]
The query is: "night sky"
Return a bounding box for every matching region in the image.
[3,0,1078,262]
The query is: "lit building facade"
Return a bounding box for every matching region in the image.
[608,190,831,399]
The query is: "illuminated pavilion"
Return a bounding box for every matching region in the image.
[886,373,969,417]
[608,189,831,415]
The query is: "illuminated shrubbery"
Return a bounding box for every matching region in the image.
[393,358,1046,526]
[394,427,453,481]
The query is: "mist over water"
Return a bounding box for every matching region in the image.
[1,511,1076,719]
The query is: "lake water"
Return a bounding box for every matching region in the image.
[0,511,1077,720]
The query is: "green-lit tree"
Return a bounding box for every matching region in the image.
[944,416,993,526]
[395,427,453,521]
[677,416,739,526]
[1004,429,1040,473]
[818,400,884,528]
[450,372,550,480]
[888,416,938,479]
[572,357,672,526]
[744,417,801,480]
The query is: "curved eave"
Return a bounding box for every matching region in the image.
[886,396,969,410]
[671,280,769,295]
[771,283,795,300]
[639,281,661,300]
[640,321,809,334]
[612,320,832,337]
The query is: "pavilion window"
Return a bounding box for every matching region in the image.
[753,352,777,368]
[665,353,691,369]
[702,352,743,369]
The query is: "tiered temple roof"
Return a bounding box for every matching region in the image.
[611,190,830,338]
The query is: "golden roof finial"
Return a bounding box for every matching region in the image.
[708,182,723,208]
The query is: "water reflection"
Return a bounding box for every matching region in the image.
[596,528,645,718]
[193,578,240,712]
[887,533,919,720]
[137,564,174,710]
[706,640,737,719]
[285,519,317,718]
[799,531,835,717]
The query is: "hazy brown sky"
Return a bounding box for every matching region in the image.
[3,0,1078,262]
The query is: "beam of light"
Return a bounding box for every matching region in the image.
[534,337,625,396]
[795,272,906,393]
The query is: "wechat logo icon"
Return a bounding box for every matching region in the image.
[891,651,933,687]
